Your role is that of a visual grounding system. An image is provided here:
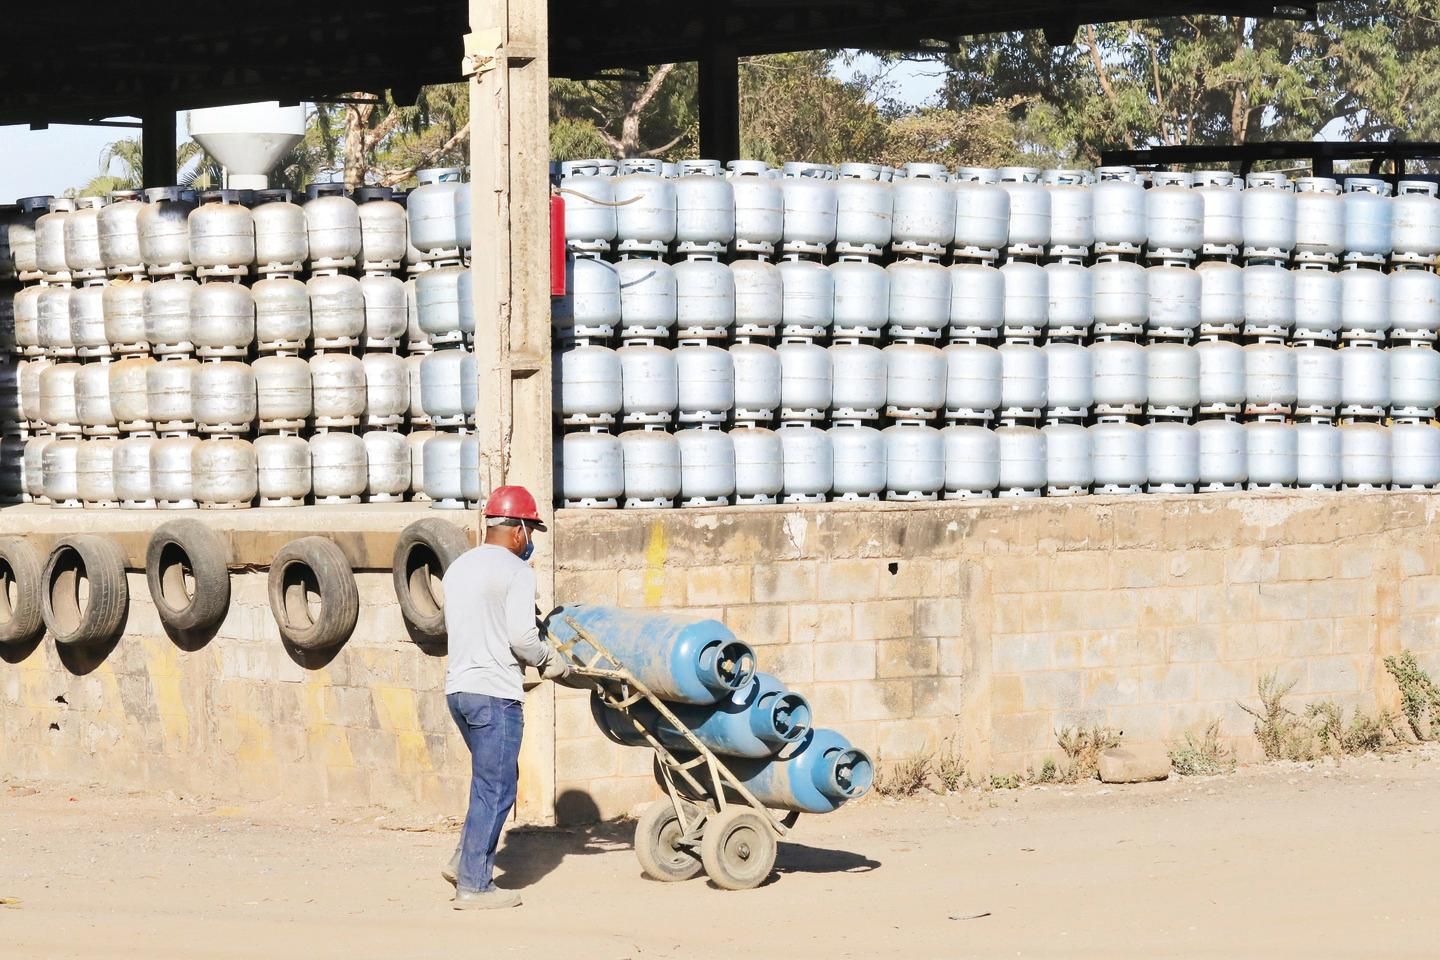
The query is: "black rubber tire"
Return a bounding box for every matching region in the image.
[0,537,45,646]
[699,806,778,891]
[391,518,469,640]
[145,520,231,645]
[267,537,359,652]
[42,535,130,647]
[634,799,705,883]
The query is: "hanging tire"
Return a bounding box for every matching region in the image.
[42,535,129,647]
[145,520,231,645]
[0,537,45,647]
[391,518,469,641]
[699,806,778,891]
[268,536,359,652]
[634,799,705,883]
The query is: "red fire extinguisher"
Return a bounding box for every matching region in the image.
[550,190,566,298]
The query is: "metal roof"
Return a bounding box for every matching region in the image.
[551,1,1312,75]
[0,1,1309,125]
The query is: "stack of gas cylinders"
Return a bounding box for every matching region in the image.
[546,604,873,814]
[553,162,1440,505]
[0,171,496,509]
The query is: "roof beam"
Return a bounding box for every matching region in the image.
[0,0,1309,124]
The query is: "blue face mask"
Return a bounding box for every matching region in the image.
[519,524,534,562]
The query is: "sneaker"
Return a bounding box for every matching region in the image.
[453,888,522,910]
[441,852,460,887]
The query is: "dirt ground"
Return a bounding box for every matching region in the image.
[3,748,1439,960]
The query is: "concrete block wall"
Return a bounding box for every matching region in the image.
[553,494,1440,810]
[0,569,476,812]
[978,495,1422,774]
[550,507,984,820]
[5,492,1438,824]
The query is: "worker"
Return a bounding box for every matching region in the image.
[440,484,570,910]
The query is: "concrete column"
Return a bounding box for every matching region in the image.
[468,0,557,825]
[698,45,740,163]
[141,105,176,188]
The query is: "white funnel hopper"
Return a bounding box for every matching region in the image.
[188,101,306,190]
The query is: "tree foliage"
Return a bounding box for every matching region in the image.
[72,4,1440,195]
[738,52,889,165]
[77,137,222,196]
[913,2,1440,166]
[328,84,470,189]
[876,100,1034,169]
[77,137,145,197]
[77,86,471,197]
[543,3,1440,170]
[920,16,1332,165]
[550,64,699,161]
[1326,0,1440,141]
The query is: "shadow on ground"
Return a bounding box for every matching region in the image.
[496,823,633,887]
[496,790,880,888]
[774,841,880,875]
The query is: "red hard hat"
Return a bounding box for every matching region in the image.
[484,485,544,524]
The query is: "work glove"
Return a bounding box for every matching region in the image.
[542,656,572,682]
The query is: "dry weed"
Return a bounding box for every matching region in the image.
[935,738,965,793]
[1384,651,1440,740]
[1306,701,1405,757]
[1238,672,1314,761]
[1032,757,1060,784]
[1055,725,1121,783]
[1169,720,1235,776]
[875,752,933,797]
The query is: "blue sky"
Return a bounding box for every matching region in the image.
[0,124,130,202]
[832,53,946,107]
[0,116,192,204]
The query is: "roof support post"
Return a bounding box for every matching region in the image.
[698,44,740,163]
[468,0,556,826]
[142,105,176,188]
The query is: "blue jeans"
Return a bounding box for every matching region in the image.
[447,692,524,894]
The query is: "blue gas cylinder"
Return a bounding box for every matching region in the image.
[719,728,874,814]
[545,604,757,704]
[596,672,812,759]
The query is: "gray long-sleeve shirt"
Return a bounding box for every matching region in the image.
[442,545,555,700]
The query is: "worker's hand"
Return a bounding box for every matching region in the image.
[542,657,572,682]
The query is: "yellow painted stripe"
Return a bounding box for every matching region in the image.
[642,520,667,607]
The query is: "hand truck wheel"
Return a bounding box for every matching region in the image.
[699,806,777,890]
[634,799,704,882]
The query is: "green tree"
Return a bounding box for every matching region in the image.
[178,141,224,191]
[877,99,1034,169]
[267,106,343,192]
[909,4,1440,166]
[549,116,614,162]
[78,137,222,195]
[371,84,470,186]
[329,84,471,189]
[78,87,471,198]
[547,52,889,164]
[914,16,1329,165]
[78,137,145,196]
[739,52,889,164]
[1326,0,1440,141]
[550,64,699,161]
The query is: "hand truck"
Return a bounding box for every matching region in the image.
[548,617,798,890]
